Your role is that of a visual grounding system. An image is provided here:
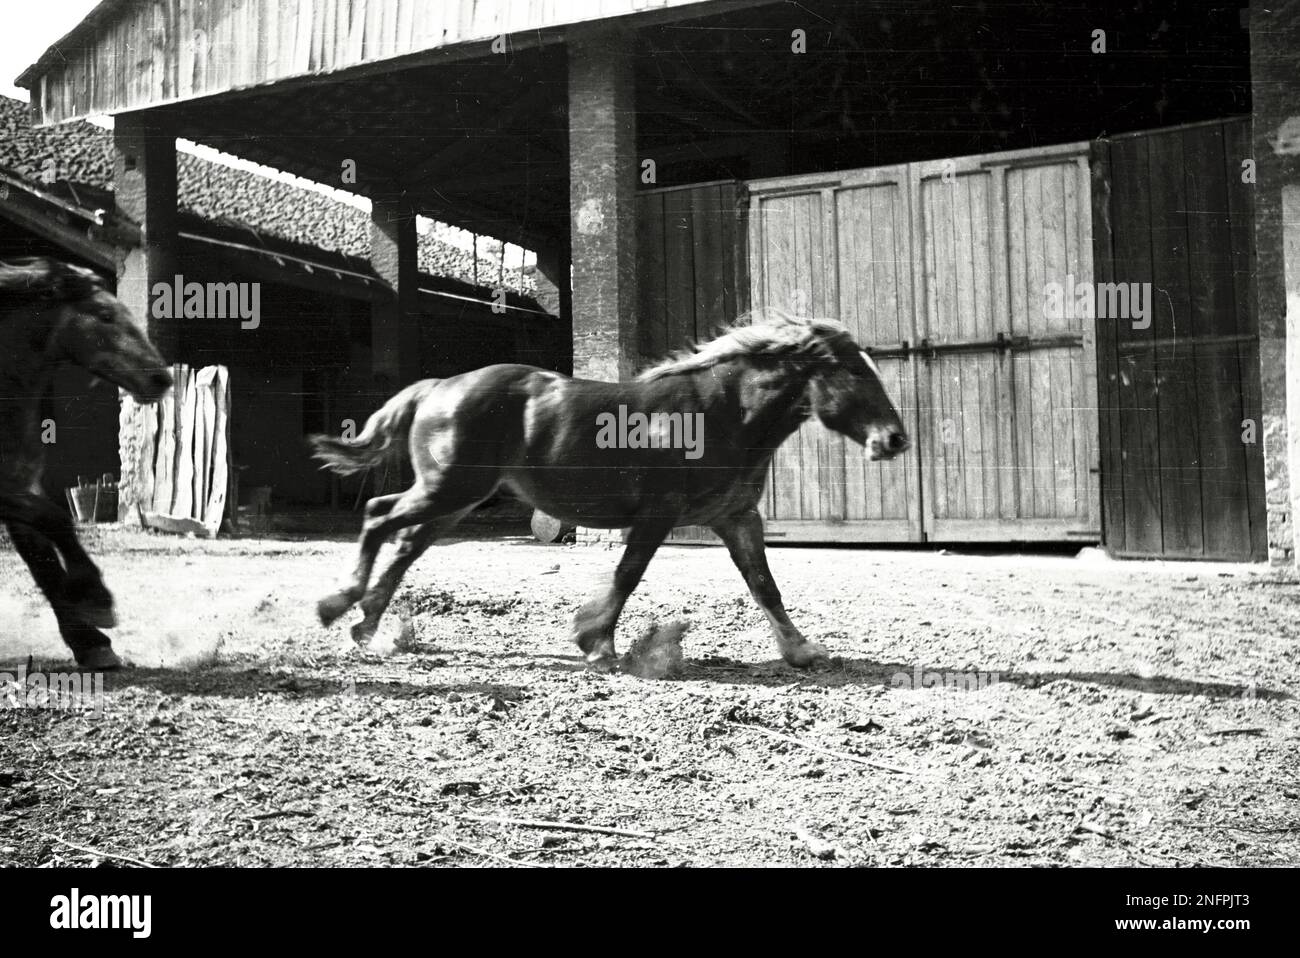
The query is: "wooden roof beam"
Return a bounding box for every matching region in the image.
[400,85,559,189]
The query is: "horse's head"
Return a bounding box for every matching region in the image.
[806,325,909,461]
[2,258,173,403]
[637,310,910,461]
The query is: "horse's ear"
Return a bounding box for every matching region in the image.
[48,261,102,301]
[0,257,52,295]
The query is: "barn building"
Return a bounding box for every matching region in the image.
[1,92,557,522]
[12,0,1300,563]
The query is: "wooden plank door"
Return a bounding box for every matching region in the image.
[747,169,922,541]
[911,144,1100,541]
[1093,118,1265,560]
[828,166,923,541]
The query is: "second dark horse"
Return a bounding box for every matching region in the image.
[1,258,172,669]
[312,312,909,669]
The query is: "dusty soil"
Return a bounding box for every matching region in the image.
[1,525,1298,867]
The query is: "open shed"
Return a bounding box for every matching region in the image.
[15,0,1300,561]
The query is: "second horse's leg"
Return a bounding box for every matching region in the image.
[573,521,674,666]
[3,495,114,627]
[4,521,121,669]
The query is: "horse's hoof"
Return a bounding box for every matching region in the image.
[74,646,124,671]
[318,592,353,627]
[350,621,377,647]
[783,642,831,669]
[70,602,116,630]
[585,652,621,674]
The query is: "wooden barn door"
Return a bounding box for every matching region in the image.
[747,166,922,541]
[911,144,1100,541]
[746,143,1099,543]
[1092,118,1265,560]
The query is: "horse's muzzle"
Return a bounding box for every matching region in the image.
[867,429,910,461]
[135,370,174,403]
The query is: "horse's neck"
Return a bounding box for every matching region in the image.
[0,306,59,390]
[0,307,59,471]
[715,359,815,451]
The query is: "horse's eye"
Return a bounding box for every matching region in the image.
[97,311,115,324]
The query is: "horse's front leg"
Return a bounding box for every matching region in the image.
[574,521,674,667]
[711,509,829,668]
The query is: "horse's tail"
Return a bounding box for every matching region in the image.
[309,380,437,476]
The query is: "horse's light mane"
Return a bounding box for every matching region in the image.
[0,257,102,303]
[637,308,849,381]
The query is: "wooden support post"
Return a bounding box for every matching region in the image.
[369,187,420,495]
[370,187,421,387]
[113,113,178,525]
[534,246,573,375]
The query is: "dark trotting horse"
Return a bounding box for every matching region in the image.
[312,311,909,669]
[0,258,173,670]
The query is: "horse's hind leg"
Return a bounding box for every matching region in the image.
[711,509,829,668]
[573,521,674,666]
[350,507,474,645]
[320,477,494,633]
[318,492,405,626]
[3,496,114,626]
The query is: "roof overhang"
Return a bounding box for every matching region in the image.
[0,166,546,316]
[16,0,765,126]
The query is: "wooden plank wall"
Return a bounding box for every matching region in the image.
[635,180,747,543]
[28,0,711,125]
[1094,118,1265,560]
[636,180,747,365]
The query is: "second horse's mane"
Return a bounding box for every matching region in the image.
[0,257,103,305]
[637,308,851,381]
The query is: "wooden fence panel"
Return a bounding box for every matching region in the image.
[142,364,232,537]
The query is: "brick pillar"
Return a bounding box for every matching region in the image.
[1250,2,1300,565]
[113,113,178,525]
[370,190,421,386]
[568,26,638,382]
[1286,183,1300,566]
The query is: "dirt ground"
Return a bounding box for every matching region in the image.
[1,524,1298,867]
